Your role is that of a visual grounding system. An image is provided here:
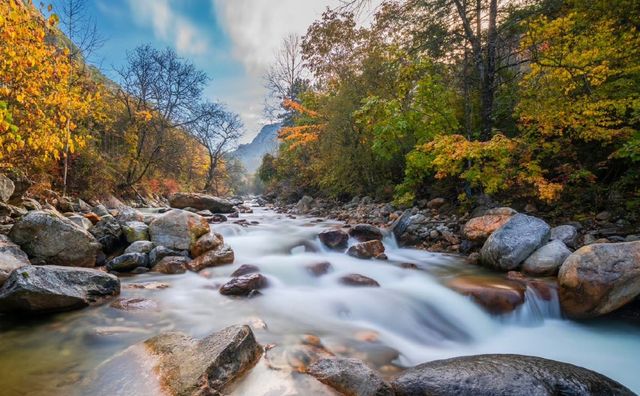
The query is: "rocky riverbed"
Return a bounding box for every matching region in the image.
[0,185,639,395]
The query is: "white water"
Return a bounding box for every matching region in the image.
[0,204,638,395]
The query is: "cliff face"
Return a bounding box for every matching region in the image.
[232,123,281,173]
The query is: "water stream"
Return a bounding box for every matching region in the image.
[0,204,639,395]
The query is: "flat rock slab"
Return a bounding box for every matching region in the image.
[169,192,236,214]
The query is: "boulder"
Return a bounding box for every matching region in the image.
[447,276,526,314]
[307,357,393,396]
[0,265,119,313]
[347,240,385,259]
[114,206,145,225]
[550,224,579,249]
[0,202,27,218]
[349,224,383,242]
[306,261,332,277]
[462,211,514,242]
[426,197,446,210]
[149,246,187,267]
[296,195,314,213]
[220,274,268,296]
[169,192,235,214]
[191,232,224,258]
[153,256,189,275]
[187,244,234,272]
[231,264,260,277]
[107,253,149,272]
[0,174,15,203]
[124,240,155,255]
[559,241,640,319]
[9,211,100,267]
[480,214,550,271]
[149,209,210,251]
[340,274,380,287]
[93,204,110,217]
[89,215,124,254]
[522,240,572,277]
[122,221,149,243]
[85,325,262,395]
[67,214,93,231]
[318,229,349,250]
[391,354,633,396]
[0,235,30,285]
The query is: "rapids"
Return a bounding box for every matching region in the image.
[0,204,638,395]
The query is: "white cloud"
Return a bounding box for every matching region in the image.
[126,0,208,55]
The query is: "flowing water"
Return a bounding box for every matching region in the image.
[0,204,639,395]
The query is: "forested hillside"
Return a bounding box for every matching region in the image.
[259,0,640,220]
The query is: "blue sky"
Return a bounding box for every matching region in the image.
[50,0,352,143]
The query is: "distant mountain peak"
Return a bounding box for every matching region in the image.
[232,123,281,173]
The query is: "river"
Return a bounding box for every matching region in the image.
[0,204,639,395]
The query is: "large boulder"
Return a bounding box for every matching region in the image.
[89,215,124,254]
[85,325,263,395]
[122,221,149,243]
[480,214,550,271]
[347,240,385,259]
[9,211,100,267]
[558,241,640,319]
[391,354,633,396]
[0,174,15,203]
[522,240,572,277]
[149,209,210,251]
[349,224,383,242]
[0,265,120,313]
[0,235,30,285]
[187,244,234,272]
[307,357,393,396]
[318,229,349,250]
[447,276,525,314]
[169,192,235,214]
[462,209,515,242]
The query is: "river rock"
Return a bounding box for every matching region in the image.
[558,241,640,319]
[296,195,314,213]
[447,276,526,314]
[550,224,579,249]
[480,214,550,271]
[191,231,224,258]
[153,256,189,274]
[93,204,110,217]
[169,192,235,214]
[426,197,446,210]
[85,325,262,395]
[110,297,158,311]
[0,235,30,285]
[9,210,100,267]
[125,240,155,255]
[107,253,149,272]
[307,357,393,396]
[306,261,332,277]
[122,221,149,243]
[522,240,572,276]
[149,209,210,251]
[347,240,385,259]
[187,244,234,272]
[114,206,145,225]
[462,210,514,242]
[0,265,119,313]
[89,215,124,254]
[220,273,268,296]
[67,214,93,231]
[349,224,383,242]
[391,354,633,396]
[148,246,187,266]
[231,264,260,277]
[0,175,15,203]
[318,229,349,250]
[340,274,380,287]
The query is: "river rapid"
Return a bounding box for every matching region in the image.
[0,204,639,395]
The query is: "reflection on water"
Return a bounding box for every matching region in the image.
[1,205,639,395]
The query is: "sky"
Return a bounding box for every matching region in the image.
[57,0,355,143]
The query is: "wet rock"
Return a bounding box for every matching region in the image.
[110,297,158,311]
[191,231,224,257]
[9,210,101,267]
[187,244,234,272]
[153,256,189,274]
[0,175,15,203]
[122,221,149,243]
[148,246,187,266]
[169,192,236,213]
[391,354,633,396]
[347,240,385,259]
[124,240,155,255]
[522,240,571,277]
[447,276,526,314]
[85,325,262,395]
[349,224,383,242]
[89,215,124,254]
[211,213,227,223]
[107,253,149,272]
[559,241,640,319]
[220,273,268,296]
[306,261,332,277]
[480,214,551,271]
[0,265,119,313]
[550,224,579,249]
[318,229,349,250]
[0,235,30,285]
[231,264,260,277]
[340,274,380,287]
[462,211,514,242]
[149,209,210,251]
[307,357,393,396]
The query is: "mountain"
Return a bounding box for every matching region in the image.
[232,123,281,173]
